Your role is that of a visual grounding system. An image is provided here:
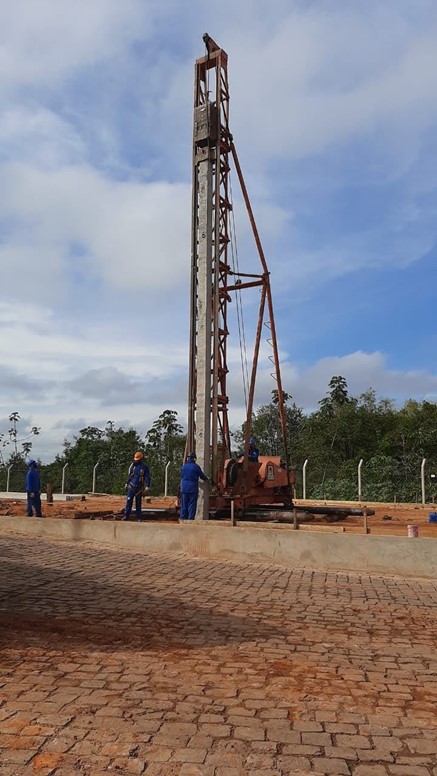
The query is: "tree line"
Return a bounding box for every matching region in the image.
[1,376,437,502]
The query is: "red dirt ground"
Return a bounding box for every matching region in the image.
[1,495,436,537]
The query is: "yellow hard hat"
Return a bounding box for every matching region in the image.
[134,451,143,460]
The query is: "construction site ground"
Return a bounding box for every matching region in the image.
[0,532,436,776]
[1,495,437,538]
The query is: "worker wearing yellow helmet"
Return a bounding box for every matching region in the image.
[123,451,151,521]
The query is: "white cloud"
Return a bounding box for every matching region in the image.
[2,305,437,461]
[0,301,187,380]
[0,0,155,91]
[226,3,437,164]
[0,108,86,168]
[286,351,437,409]
[0,163,191,301]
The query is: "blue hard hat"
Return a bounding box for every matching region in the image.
[249,437,255,445]
[27,459,36,467]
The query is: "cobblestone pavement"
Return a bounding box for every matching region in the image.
[0,535,436,776]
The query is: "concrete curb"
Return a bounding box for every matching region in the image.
[1,516,436,579]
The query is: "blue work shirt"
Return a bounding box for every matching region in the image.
[180,461,207,494]
[237,446,260,462]
[127,460,150,492]
[26,467,41,493]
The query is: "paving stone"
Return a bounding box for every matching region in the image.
[388,766,434,775]
[337,734,372,749]
[109,759,146,774]
[407,738,437,754]
[301,731,332,746]
[357,751,395,763]
[170,749,207,763]
[275,755,311,772]
[312,757,350,774]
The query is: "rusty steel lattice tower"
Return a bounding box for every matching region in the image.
[188,34,291,520]
[187,34,232,519]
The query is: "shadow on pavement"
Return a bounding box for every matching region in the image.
[0,537,280,655]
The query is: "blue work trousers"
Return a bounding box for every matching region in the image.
[125,488,142,521]
[180,492,198,520]
[27,491,42,517]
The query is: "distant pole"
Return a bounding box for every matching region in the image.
[164,461,171,497]
[6,465,13,493]
[302,459,308,500]
[358,459,363,502]
[430,473,436,505]
[92,462,100,494]
[421,458,426,504]
[61,463,68,495]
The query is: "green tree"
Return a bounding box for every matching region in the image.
[233,390,304,462]
[318,375,353,416]
[48,424,144,495]
[144,410,186,495]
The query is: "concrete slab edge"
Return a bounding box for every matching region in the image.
[0,516,436,579]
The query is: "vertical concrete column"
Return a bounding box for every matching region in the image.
[195,157,213,520]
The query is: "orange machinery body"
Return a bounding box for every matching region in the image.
[210,455,296,512]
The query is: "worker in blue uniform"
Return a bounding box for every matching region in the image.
[248,437,260,462]
[26,459,43,517]
[123,451,151,521]
[180,452,208,521]
[237,437,260,462]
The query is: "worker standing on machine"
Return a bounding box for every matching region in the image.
[123,451,150,522]
[180,452,208,521]
[248,437,260,462]
[236,436,260,462]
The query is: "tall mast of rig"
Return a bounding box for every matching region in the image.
[187,34,291,520]
[187,34,232,520]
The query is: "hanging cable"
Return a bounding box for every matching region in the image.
[229,170,250,412]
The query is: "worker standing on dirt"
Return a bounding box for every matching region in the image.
[26,460,43,517]
[179,452,208,521]
[123,451,150,522]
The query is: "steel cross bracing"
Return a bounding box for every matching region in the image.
[188,34,291,513]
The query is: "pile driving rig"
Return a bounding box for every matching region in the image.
[187,34,295,521]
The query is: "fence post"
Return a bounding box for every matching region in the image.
[61,463,68,495]
[92,462,100,494]
[421,458,426,505]
[164,461,171,497]
[358,458,363,502]
[302,459,308,500]
[6,464,13,493]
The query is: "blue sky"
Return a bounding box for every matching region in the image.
[1,0,437,461]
